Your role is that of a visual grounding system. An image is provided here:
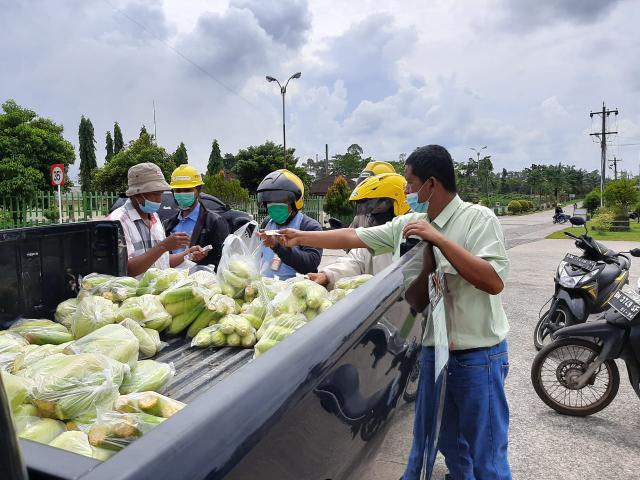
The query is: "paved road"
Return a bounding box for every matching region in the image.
[353,210,640,480]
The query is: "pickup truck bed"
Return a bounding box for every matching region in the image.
[158,340,252,404]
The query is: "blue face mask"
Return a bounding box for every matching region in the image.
[139,196,161,214]
[407,181,432,214]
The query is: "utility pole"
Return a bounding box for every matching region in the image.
[325,143,329,176]
[608,156,622,181]
[590,102,618,206]
[152,100,157,143]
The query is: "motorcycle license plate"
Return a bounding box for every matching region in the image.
[608,286,640,322]
[563,253,596,271]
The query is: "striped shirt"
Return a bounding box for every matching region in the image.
[108,199,170,274]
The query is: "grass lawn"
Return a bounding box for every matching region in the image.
[546,220,640,241]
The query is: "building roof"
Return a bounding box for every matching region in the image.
[309,175,356,196]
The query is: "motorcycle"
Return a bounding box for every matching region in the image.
[552,213,571,224]
[531,283,640,416]
[534,216,637,350]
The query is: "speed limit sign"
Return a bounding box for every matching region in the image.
[50,164,65,186]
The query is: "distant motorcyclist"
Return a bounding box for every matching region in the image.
[553,204,564,223]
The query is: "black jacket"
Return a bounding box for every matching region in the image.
[163,201,230,269]
[261,213,323,274]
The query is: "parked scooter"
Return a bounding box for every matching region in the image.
[534,216,637,350]
[531,282,640,416]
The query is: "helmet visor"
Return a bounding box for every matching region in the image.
[355,170,374,186]
[350,198,395,228]
[257,190,296,206]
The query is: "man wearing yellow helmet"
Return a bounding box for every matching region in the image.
[256,169,322,280]
[163,164,229,268]
[308,173,410,288]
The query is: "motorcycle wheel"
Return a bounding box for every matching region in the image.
[534,306,572,351]
[531,338,619,417]
[559,216,567,224]
[403,359,420,403]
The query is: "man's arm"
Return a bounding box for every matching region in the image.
[402,220,505,295]
[404,244,436,312]
[277,227,367,250]
[127,233,190,277]
[269,218,323,274]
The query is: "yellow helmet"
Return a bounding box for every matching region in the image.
[350,173,410,216]
[257,169,305,210]
[356,161,396,185]
[170,164,204,189]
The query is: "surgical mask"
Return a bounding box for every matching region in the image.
[174,192,196,209]
[407,181,432,214]
[267,203,291,225]
[139,196,161,214]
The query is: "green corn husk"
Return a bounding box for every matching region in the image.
[253,314,307,359]
[102,277,139,302]
[117,295,172,332]
[137,268,187,295]
[55,298,78,330]
[49,430,94,457]
[228,258,253,278]
[160,286,196,306]
[1,370,30,412]
[71,296,119,339]
[167,306,204,335]
[241,332,256,348]
[304,308,319,321]
[0,332,30,371]
[88,411,165,452]
[120,360,174,395]
[219,315,253,337]
[318,299,333,313]
[24,353,127,421]
[254,338,278,357]
[11,343,71,374]
[189,269,218,289]
[221,270,248,289]
[81,274,114,293]
[226,333,241,347]
[191,324,227,348]
[120,319,162,359]
[9,319,73,345]
[115,391,185,418]
[65,324,139,368]
[20,418,66,444]
[164,296,204,317]
[92,445,116,461]
[328,288,347,303]
[206,293,238,315]
[290,279,329,309]
[187,309,219,338]
[334,274,373,291]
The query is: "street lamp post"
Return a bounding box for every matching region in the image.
[266,72,302,169]
[471,146,488,204]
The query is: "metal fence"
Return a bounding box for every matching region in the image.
[0,192,121,229]
[0,192,353,229]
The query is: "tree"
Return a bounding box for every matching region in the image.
[113,122,124,154]
[323,176,353,217]
[603,179,639,213]
[105,131,114,163]
[78,116,97,192]
[500,168,508,193]
[331,144,369,179]
[92,132,175,193]
[223,153,236,172]
[139,125,148,138]
[232,141,309,191]
[582,189,601,214]
[0,99,75,196]
[545,163,567,201]
[172,142,188,166]
[202,172,250,204]
[301,157,327,181]
[206,139,223,175]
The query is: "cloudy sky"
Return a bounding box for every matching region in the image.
[2,0,640,181]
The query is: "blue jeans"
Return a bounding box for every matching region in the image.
[403,341,511,480]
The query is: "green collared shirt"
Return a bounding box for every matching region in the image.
[355,195,509,350]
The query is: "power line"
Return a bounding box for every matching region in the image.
[101,0,260,110]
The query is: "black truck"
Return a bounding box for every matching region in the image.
[0,221,442,480]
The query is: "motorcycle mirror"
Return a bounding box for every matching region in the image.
[630,248,640,257]
[569,216,586,226]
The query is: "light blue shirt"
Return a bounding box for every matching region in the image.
[170,203,200,253]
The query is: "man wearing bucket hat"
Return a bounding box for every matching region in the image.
[108,162,208,278]
[163,164,229,269]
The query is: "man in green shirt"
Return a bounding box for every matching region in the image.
[278,145,511,479]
